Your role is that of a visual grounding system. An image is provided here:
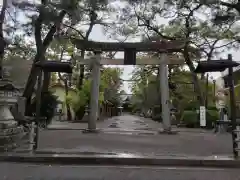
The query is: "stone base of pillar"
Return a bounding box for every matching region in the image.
[82,128,101,134]
[0,121,25,152]
[158,129,178,135]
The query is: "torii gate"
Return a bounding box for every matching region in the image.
[71,39,185,133]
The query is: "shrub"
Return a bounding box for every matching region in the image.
[206,110,219,129]
[180,109,219,129]
[184,101,199,111]
[180,110,198,128]
[207,106,218,111]
[75,106,86,121]
[26,91,58,125]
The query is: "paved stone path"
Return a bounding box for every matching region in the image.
[48,114,211,133]
[38,130,232,157]
[36,114,233,157]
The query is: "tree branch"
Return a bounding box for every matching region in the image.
[0,0,8,37]
[62,23,85,39]
[42,10,66,50]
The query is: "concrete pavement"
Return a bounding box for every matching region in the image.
[4,114,236,168]
[37,130,232,157]
[0,163,240,180]
[41,114,233,157]
[48,115,153,130]
[1,152,240,168]
[48,114,212,133]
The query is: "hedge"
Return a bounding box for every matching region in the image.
[180,111,198,128]
[181,109,219,128]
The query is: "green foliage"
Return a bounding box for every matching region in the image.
[130,68,217,121]
[207,106,218,111]
[206,110,219,128]
[67,67,123,119]
[184,101,200,111]
[68,79,104,112]
[27,91,58,125]
[181,109,219,128]
[181,111,199,128]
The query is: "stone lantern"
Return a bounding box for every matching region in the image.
[0,78,24,152]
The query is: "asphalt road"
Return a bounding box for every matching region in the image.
[1,163,240,180]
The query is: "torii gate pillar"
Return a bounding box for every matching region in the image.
[159,54,171,132]
[86,51,101,133]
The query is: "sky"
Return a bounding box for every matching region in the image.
[3,0,240,94]
[88,24,240,94]
[88,25,135,94]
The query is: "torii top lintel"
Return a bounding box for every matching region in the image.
[71,38,185,52]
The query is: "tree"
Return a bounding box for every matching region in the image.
[109,0,239,106]
[47,37,74,120]
[0,0,8,78]
[130,66,216,119]
[7,0,111,115]
[57,0,111,90]
[10,0,68,109]
[68,67,123,120]
[130,66,160,113]
[101,67,123,105]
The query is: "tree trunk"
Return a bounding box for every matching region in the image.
[78,50,85,89]
[23,54,43,110]
[0,0,8,79]
[64,79,72,121]
[58,72,72,121]
[42,71,51,92]
[156,67,161,105]
[205,73,209,108]
[183,49,205,106]
[23,10,66,109]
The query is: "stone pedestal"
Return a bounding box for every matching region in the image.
[0,80,25,152]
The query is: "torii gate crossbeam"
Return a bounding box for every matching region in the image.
[72,39,185,134]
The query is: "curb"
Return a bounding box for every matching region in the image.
[47,128,85,131]
[46,127,214,134]
[46,128,157,135]
[0,153,239,168]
